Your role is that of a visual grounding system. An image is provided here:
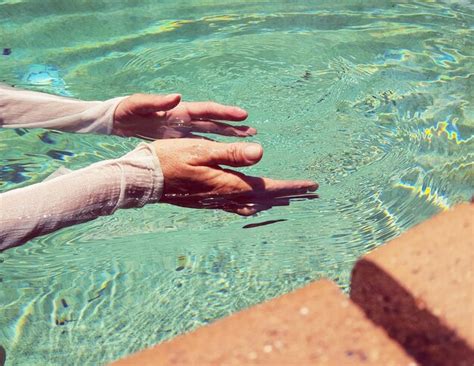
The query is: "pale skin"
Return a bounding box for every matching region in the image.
[114,93,318,215]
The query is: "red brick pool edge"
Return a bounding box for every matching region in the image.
[111,203,473,366]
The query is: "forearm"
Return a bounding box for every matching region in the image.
[0,84,125,134]
[0,143,163,251]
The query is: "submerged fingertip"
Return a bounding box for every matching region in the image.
[239,130,256,137]
[247,127,257,135]
[239,207,258,216]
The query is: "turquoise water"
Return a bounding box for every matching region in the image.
[0,0,473,364]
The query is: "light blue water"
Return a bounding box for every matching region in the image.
[0,0,473,365]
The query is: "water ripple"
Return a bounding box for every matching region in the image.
[0,1,473,365]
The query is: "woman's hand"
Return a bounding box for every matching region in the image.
[113,93,256,140]
[151,139,318,215]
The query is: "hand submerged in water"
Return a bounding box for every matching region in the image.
[115,93,318,214]
[151,139,318,215]
[113,93,255,140]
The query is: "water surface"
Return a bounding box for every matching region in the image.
[0,0,473,364]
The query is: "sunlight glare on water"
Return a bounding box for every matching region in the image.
[0,0,473,364]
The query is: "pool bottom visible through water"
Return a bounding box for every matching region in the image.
[0,0,473,365]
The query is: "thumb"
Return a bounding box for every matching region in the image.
[128,93,181,115]
[203,142,263,167]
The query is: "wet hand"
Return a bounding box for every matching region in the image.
[113,93,255,140]
[151,139,318,215]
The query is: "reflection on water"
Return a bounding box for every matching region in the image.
[0,0,473,365]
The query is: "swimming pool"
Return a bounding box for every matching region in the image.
[0,0,473,364]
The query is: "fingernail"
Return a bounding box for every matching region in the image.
[244,144,263,161]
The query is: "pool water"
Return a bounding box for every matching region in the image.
[0,0,473,364]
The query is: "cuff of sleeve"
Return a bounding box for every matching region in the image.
[88,96,127,135]
[116,142,164,208]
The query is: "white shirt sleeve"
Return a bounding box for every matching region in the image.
[0,143,164,251]
[0,84,126,134]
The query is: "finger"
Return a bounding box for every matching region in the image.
[161,195,271,215]
[186,102,248,121]
[220,170,319,198]
[139,129,215,141]
[129,93,181,115]
[247,177,319,197]
[190,120,257,137]
[224,195,318,210]
[186,133,215,141]
[194,142,264,167]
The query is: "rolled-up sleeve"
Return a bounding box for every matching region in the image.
[0,143,164,251]
[0,84,125,134]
